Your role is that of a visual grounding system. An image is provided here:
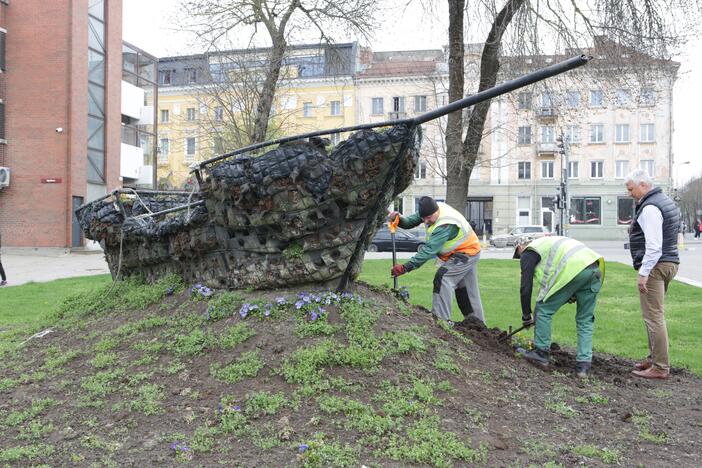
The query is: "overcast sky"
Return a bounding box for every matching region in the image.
[123,0,702,185]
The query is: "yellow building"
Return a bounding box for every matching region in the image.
[155,43,361,188]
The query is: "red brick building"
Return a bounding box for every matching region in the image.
[0,0,123,248]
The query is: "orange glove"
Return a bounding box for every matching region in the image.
[391,264,406,277]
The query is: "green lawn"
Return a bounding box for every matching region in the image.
[0,261,700,375]
[360,259,702,375]
[0,275,111,334]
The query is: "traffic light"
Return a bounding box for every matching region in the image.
[556,136,566,155]
[552,194,562,209]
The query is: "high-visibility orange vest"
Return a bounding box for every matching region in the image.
[426,202,481,261]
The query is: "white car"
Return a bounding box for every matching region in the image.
[489,225,551,248]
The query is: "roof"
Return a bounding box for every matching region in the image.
[356,49,444,78]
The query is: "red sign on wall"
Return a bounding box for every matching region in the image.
[41,178,62,184]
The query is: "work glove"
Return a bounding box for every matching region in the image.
[391,264,406,277]
[387,211,401,223]
[522,314,534,327]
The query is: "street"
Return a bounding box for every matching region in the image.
[1,238,702,288]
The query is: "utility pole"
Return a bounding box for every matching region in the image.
[556,134,570,236]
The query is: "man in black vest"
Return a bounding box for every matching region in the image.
[625,169,680,380]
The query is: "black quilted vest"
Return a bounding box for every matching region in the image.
[629,187,680,270]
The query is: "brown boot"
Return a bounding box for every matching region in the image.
[634,359,652,371]
[632,367,669,380]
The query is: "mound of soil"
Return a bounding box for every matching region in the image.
[0,282,700,467]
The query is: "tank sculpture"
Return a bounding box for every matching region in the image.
[76,55,589,291]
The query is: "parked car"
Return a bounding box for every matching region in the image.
[367,227,425,253]
[489,225,551,248]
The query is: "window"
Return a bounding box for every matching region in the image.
[541,126,555,143]
[185,137,196,160]
[640,88,656,106]
[392,96,405,112]
[565,125,580,143]
[329,133,341,145]
[158,138,170,162]
[617,197,636,224]
[517,126,532,144]
[371,97,384,114]
[589,89,604,107]
[185,68,197,83]
[568,161,579,179]
[393,197,404,214]
[541,160,554,179]
[615,89,631,107]
[565,90,580,108]
[570,197,601,224]
[214,107,224,121]
[160,109,169,123]
[640,159,654,178]
[518,161,531,180]
[589,124,604,143]
[615,160,630,179]
[518,92,532,109]
[640,123,655,143]
[590,160,604,178]
[330,100,341,116]
[303,102,313,117]
[541,92,554,108]
[186,108,196,121]
[615,124,630,143]
[415,160,427,179]
[158,70,173,85]
[0,31,5,72]
[414,95,427,112]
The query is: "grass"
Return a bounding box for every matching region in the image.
[0,275,111,327]
[360,259,702,375]
[1,259,701,375]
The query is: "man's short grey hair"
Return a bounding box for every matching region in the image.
[625,169,654,186]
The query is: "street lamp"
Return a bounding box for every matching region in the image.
[676,160,691,188]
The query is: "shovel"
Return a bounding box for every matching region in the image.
[498,313,536,342]
[389,214,410,301]
[498,322,532,342]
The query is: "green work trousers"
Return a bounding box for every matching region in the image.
[534,265,602,362]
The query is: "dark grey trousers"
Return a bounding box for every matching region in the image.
[432,252,484,323]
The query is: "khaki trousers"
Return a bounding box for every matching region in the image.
[640,261,678,371]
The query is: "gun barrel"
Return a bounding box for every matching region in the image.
[196,54,590,170]
[414,54,590,125]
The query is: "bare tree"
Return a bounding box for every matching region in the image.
[180,0,378,144]
[679,175,702,229]
[192,48,301,153]
[444,0,702,210]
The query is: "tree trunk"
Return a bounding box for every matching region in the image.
[445,0,526,209]
[444,0,466,212]
[252,34,287,144]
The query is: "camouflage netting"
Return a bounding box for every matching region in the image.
[76,124,421,289]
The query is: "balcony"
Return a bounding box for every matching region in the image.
[388,111,407,120]
[537,142,558,155]
[120,142,144,180]
[536,107,557,120]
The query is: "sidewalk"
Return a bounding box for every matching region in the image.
[1,239,701,288]
[1,249,111,287]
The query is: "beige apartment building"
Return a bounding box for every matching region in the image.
[356,44,678,241]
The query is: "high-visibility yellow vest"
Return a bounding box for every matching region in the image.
[426,202,481,261]
[527,236,605,302]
